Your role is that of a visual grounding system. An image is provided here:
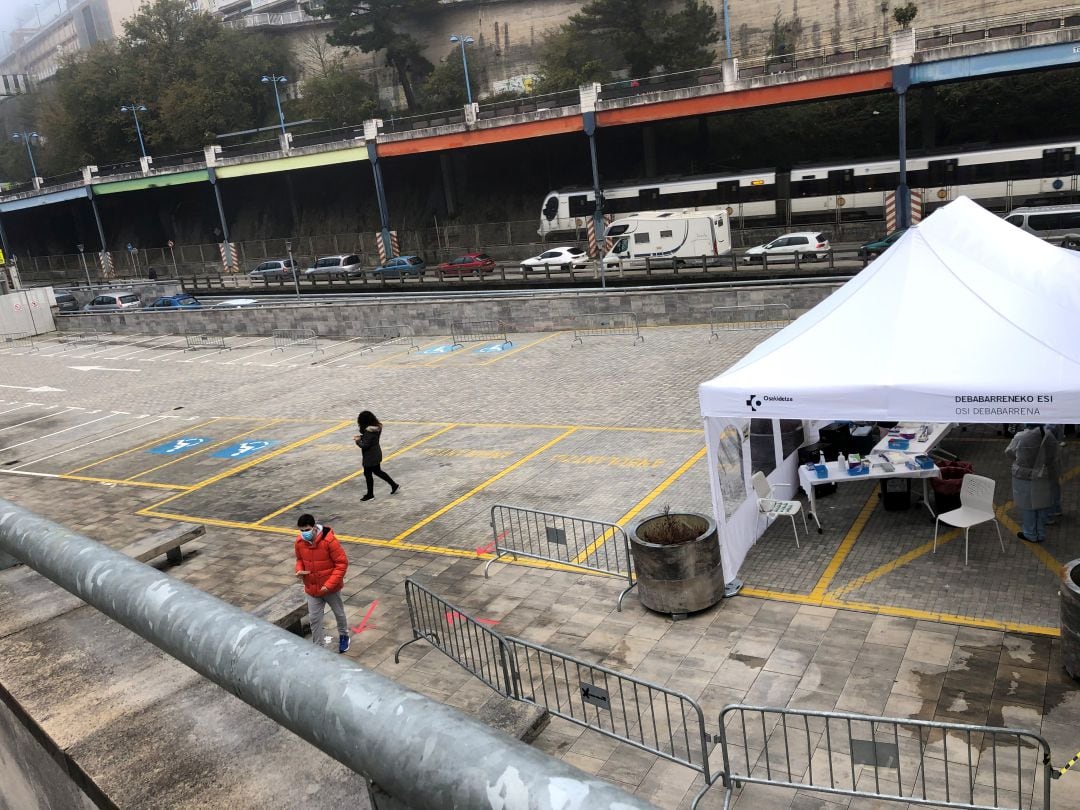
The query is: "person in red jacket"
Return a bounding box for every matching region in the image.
[294,513,351,653]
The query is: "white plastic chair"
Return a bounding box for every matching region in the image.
[751,471,807,547]
[933,474,1004,565]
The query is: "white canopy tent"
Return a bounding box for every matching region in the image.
[698,196,1080,585]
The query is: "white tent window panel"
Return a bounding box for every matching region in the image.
[715,421,747,520]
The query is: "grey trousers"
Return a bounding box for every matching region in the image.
[307,590,348,644]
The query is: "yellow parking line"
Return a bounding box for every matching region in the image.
[389,428,578,544]
[421,346,467,366]
[997,508,1064,576]
[572,446,707,565]
[807,488,879,600]
[64,418,223,474]
[140,420,353,513]
[479,332,566,365]
[137,508,594,575]
[60,474,190,490]
[125,420,280,481]
[826,527,963,600]
[252,424,456,526]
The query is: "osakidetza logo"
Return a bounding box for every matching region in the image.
[746,394,793,412]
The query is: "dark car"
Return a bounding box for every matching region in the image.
[437,253,496,277]
[860,229,906,259]
[374,255,426,278]
[146,294,201,310]
[53,291,79,314]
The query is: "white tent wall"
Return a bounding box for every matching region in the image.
[705,416,806,586]
[698,196,1080,585]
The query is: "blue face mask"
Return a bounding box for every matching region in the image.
[300,529,315,542]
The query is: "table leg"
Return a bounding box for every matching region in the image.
[807,484,823,533]
[920,478,936,519]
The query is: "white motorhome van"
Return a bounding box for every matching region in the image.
[1004,205,1080,238]
[603,209,732,270]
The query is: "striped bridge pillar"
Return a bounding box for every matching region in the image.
[219,242,238,272]
[909,190,924,224]
[886,191,923,231]
[587,215,613,258]
[98,251,115,279]
[376,231,399,264]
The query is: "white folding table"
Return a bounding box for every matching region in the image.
[798,460,941,533]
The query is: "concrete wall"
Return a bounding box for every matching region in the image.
[55,282,842,337]
[0,680,107,810]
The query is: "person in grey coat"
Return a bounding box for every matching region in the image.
[1005,424,1059,543]
[354,410,399,501]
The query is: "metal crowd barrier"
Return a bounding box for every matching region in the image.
[394,577,516,695]
[506,635,715,807]
[272,328,323,356]
[0,332,37,353]
[709,304,792,340]
[485,505,637,610]
[396,576,716,808]
[59,330,107,349]
[571,312,644,345]
[184,331,229,352]
[354,324,418,354]
[450,319,512,349]
[716,704,1053,810]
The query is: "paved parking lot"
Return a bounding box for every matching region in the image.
[1,320,1079,808]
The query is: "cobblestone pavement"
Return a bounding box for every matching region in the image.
[1,325,1078,809]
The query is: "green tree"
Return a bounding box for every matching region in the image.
[533,26,615,93]
[296,34,378,126]
[307,0,436,112]
[565,0,718,78]
[893,3,918,28]
[420,47,474,111]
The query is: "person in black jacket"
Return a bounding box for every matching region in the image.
[355,410,399,501]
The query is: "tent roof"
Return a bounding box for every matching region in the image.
[699,196,1080,423]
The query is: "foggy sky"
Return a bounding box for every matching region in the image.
[0,1,67,57]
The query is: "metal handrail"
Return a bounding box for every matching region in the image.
[0,499,653,810]
[913,3,1080,39]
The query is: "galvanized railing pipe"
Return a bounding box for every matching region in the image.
[0,499,656,810]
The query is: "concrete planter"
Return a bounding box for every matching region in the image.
[628,512,725,617]
[1062,560,1080,680]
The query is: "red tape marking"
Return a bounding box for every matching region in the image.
[476,530,508,556]
[351,600,378,634]
[445,609,498,627]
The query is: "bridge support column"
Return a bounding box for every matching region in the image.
[207,168,232,248]
[580,82,606,289]
[88,189,108,254]
[893,65,911,231]
[440,153,457,218]
[0,212,10,265]
[364,119,395,262]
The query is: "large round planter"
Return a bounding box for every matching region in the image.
[1061,560,1080,680]
[628,512,725,616]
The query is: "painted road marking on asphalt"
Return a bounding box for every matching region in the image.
[130,421,280,481]
[210,439,278,459]
[0,406,72,433]
[9,415,169,471]
[252,424,457,526]
[148,437,211,456]
[63,418,223,475]
[807,489,880,601]
[0,412,118,453]
[478,332,564,366]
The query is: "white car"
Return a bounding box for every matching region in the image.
[520,246,590,274]
[743,232,831,263]
[305,254,363,278]
[212,298,259,309]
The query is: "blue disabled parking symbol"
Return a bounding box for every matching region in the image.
[420,344,460,355]
[211,440,277,459]
[149,437,210,455]
[475,343,510,354]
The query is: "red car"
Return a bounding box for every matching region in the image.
[438,253,496,277]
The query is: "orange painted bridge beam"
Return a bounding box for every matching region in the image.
[379,116,585,157]
[598,69,894,126]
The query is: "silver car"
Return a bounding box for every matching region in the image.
[248,259,297,280]
[83,291,142,311]
[305,254,363,279]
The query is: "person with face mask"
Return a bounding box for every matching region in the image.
[294,513,351,653]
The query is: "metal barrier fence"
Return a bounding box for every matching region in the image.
[485,505,637,610]
[272,328,323,356]
[185,331,229,352]
[354,324,418,354]
[394,577,516,695]
[0,332,37,353]
[709,303,792,339]
[59,330,107,349]
[450,319,512,349]
[395,576,716,808]
[507,635,715,808]
[571,312,644,345]
[716,704,1053,810]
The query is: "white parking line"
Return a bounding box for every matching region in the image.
[0,403,34,417]
[0,406,71,433]
[194,335,267,363]
[0,412,118,452]
[107,335,186,360]
[10,414,167,470]
[0,469,60,479]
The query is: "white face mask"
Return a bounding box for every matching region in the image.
[300,529,315,542]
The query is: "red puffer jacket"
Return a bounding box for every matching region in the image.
[294,525,348,596]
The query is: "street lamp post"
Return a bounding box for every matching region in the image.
[119,103,148,159]
[286,239,300,300]
[261,75,288,139]
[11,132,39,180]
[448,35,475,106]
